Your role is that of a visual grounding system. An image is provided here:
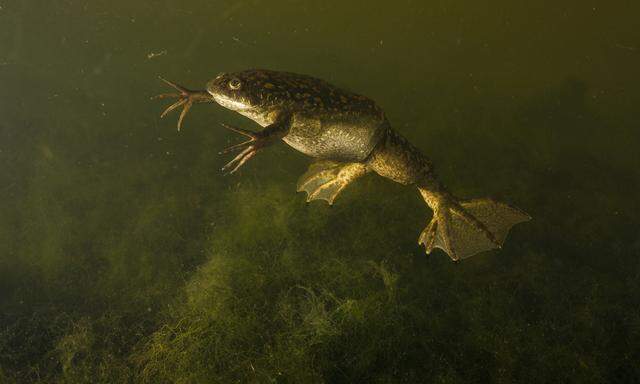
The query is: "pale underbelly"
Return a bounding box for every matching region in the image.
[283,116,386,162]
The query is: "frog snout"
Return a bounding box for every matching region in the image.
[206,76,224,96]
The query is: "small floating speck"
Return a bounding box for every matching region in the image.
[147,50,167,59]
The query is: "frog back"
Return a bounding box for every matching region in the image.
[241,70,388,161]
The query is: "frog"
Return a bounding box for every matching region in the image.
[154,69,530,261]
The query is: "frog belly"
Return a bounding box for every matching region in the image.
[283,114,386,162]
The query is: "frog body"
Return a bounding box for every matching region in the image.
[155,69,530,261]
[206,70,386,162]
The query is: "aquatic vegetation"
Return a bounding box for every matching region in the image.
[135,184,419,382]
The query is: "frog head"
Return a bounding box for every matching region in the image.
[207,72,254,111]
[207,70,284,112]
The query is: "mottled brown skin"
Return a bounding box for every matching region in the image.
[155,69,530,261]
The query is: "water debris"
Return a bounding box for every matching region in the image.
[615,43,636,51]
[147,50,167,59]
[231,36,255,46]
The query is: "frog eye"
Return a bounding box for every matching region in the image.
[228,78,242,90]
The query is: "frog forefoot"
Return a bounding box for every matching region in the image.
[218,123,267,174]
[418,192,531,261]
[297,161,369,205]
[153,77,212,131]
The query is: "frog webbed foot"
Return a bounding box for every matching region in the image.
[153,77,212,131]
[418,196,531,261]
[297,161,369,205]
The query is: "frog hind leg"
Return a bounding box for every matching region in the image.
[297,160,369,205]
[418,192,531,261]
[367,128,530,261]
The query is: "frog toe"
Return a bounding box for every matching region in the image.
[154,77,212,131]
[297,161,368,205]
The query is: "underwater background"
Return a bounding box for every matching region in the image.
[1,0,639,382]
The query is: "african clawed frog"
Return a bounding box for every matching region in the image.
[155,69,530,261]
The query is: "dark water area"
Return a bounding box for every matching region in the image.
[1,1,639,382]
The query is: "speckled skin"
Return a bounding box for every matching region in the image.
[156,69,530,261]
[206,70,388,162]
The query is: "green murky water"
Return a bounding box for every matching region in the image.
[1,1,639,382]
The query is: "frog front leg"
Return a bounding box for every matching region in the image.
[219,115,291,174]
[297,161,369,205]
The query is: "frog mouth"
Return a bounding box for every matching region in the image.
[209,92,253,112]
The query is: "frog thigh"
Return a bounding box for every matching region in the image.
[296,160,369,205]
